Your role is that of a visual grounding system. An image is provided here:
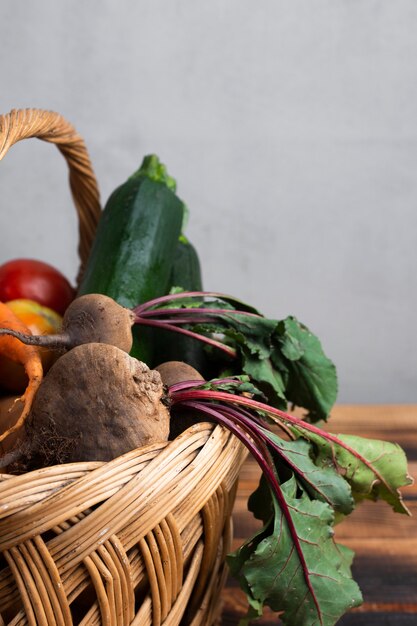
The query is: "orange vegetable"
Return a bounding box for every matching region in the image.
[0,299,61,392]
[0,301,43,445]
[0,298,62,394]
[6,299,62,335]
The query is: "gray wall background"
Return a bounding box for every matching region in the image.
[0,1,416,404]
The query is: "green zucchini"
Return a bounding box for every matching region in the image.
[151,235,209,371]
[170,236,203,292]
[78,155,184,362]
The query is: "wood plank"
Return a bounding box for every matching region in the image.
[317,405,417,460]
[221,589,417,625]
[337,615,417,625]
[222,405,417,623]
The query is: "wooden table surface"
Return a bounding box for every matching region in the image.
[221,405,417,625]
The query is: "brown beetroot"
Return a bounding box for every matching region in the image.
[155,360,204,388]
[0,294,135,354]
[155,361,206,440]
[61,294,135,352]
[24,343,170,466]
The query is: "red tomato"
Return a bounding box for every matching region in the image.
[0,259,75,315]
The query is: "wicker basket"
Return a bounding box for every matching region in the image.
[0,109,248,626]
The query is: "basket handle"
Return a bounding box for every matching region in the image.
[0,108,102,283]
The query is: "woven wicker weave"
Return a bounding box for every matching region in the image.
[0,109,248,626]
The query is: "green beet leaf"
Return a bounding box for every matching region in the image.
[290,426,413,515]
[136,292,337,419]
[241,352,288,407]
[274,317,338,421]
[169,380,412,624]
[259,432,355,515]
[228,476,362,626]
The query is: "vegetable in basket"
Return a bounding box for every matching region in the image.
[0,293,134,353]
[167,375,412,626]
[0,290,412,626]
[0,148,412,626]
[0,294,169,467]
[156,360,412,626]
[0,258,75,315]
[0,298,61,392]
[0,301,43,448]
[153,235,208,371]
[77,155,185,364]
[133,290,338,420]
[77,153,207,370]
